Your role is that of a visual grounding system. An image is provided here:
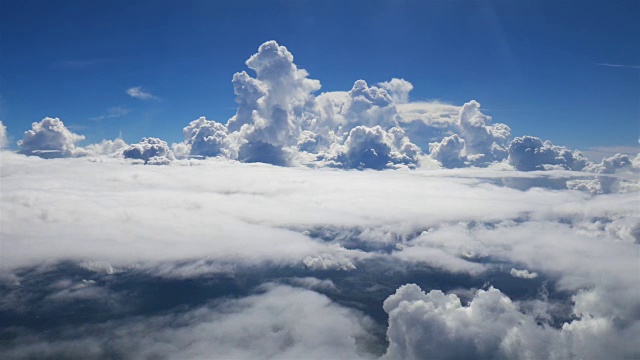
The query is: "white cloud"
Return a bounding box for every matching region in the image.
[508,136,588,171]
[1,152,639,357]
[303,253,356,271]
[122,137,175,164]
[510,268,538,279]
[227,41,321,165]
[429,134,466,168]
[382,283,640,359]
[457,100,511,165]
[126,86,158,100]
[328,125,420,170]
[83,138,129,157]
[183,116,233,158]
[17,117,86,158]
[3,40,640,359]
[378,78,414,104]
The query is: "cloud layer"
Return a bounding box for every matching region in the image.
[1,40,639,359]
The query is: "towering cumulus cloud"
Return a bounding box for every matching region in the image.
[17,117,85,158]
[427,101,511,168]
[229,41,321,165]
[458,100,511,165]
[178,41,421,169]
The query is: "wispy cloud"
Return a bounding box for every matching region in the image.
[90,106,130,121]
[596,63,640,69]
[54,58,115,69]
[126,86,158,100]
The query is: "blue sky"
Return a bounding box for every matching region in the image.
[1,0,638,150]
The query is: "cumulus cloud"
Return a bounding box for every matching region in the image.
[122,137,175,164]
[83,138,129,157]
[126,86,158,100]
[183,116,233,158]
[378,78,413,104]
[328,125,420,170]
[303,253,356,271]
[510,268,538,279]
[457,100,510,165]
[17,117,86,158]
[4,39,640,359]
[429,134,466,168]
[567,153,637,194]
[382,284,640,360]
[508,136,589,171]
[226,41,321,165]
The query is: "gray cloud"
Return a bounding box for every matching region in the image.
[508,136,588,171]
[122,137,175,164]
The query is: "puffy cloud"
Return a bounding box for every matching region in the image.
[303,253,356,271]
[183,117,233,158]
[122,137,175,164]
[382,284,640,360]
[567,153,636,194]
[226,41,321,165]
[329,125,420,170]
[166,42,533,170]
[457,100,510,165]
[342,80,399,131]
[0,120,7,148]
[510,268,538,279]
[126,86,157,100]
[508,136,589,171]
[83,138,129,157]
[17,117,85,158]
[429,134,466,168]
[585,153,632,174]
[382,285,536,359]
[378,78,414,104]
